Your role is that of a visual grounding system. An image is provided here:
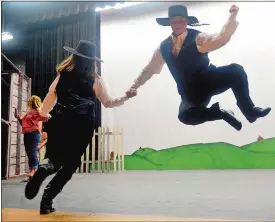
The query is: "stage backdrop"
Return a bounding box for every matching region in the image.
[100,2,275,170]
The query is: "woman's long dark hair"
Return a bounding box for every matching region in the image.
[56,54,98,78]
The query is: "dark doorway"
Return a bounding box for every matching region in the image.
[1,73,11,179]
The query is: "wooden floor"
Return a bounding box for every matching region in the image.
[2,208,246,221]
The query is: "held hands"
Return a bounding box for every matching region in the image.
[125,87,137,99]
[229,4,239,20]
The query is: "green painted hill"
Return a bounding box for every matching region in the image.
[241,137,275,154]
[125,138,275,170]
[132,147,156,157]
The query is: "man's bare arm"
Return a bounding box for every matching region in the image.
[196,5,239,53]
[131,46,165,89]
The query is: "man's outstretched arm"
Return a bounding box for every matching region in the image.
[130,47,165,90]
[196,4,240,53]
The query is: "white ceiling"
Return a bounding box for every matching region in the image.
[101,2,195,22]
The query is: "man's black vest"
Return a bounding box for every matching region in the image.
[160,28,210,95]
[55,70,96,119]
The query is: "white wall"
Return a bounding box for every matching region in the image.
[101,2,275,155]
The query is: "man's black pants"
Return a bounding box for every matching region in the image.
[178,63,254,125]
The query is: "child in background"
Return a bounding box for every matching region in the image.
[15,95,51,181]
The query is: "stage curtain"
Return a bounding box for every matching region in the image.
[25,10,101,130]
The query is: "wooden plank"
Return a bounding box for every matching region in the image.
[10,157,16,165]
[16,73,23,175]
[22,80,28,90]
[85,144,90,173]
[10,132,18,142]
[23,75,30,81]
[20,146,26,156]
[23,88,28,94]
[121,128,124,171]
[10,130,18,134]
[113,128,117,172]
[12,73,19,83]
[3,208,237,222]
[9,166,16,177]
[9,163,17,166]
[10,133,17,145]
[91,130,95,172]
[97,127,101,173]
[7,73,15,178]
[13,78,19,86]
[12,85,19,96]
[118,128,121,172]
[20,163,26,174]
[12,97,18,109]
[80,152,85,173]
[22,91,28,101]
[21,101,27,112]
[12,94,19,99]
[10,123,18,133]
[106,127,110,172]
[102,127,105,173]
[10,145,17,155]
[77,127,124,174]
[20,156,25,163]
[26,77,32,173]
[27,78,32,98]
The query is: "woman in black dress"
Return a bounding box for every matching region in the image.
[25,40,137,214]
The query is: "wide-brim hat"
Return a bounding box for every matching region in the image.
[64,40,103,63]
[156,5,199,26]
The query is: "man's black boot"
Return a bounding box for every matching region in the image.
[211,102,242,131]
[40,191,56,215]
